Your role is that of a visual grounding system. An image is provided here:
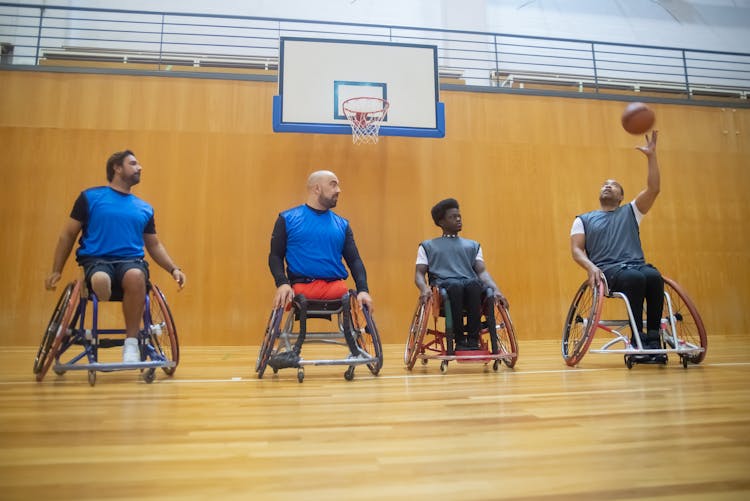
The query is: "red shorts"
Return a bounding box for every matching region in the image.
[292,280,349,300]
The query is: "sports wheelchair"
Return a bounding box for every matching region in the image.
[405,286,518,373]
[562,275,706,369]
[34,279,179,385]
[255,291,383,383]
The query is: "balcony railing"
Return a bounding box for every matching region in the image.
[1,2,748,105]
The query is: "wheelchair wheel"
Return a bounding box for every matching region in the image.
[146,285,179,376]
[256,307,283,379]
[492,301,519,368]
[562,281,603,367]
[350,296,383,375]
[35,281,82,382]
[405,298,430,370]
[662,277,707,364]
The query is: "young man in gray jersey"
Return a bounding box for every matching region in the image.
[570,131,662,352]
[415,198,508,354]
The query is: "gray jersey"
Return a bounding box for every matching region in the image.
[578,204,645,274]
[420,237,480,285]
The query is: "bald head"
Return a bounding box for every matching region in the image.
[306,170,340,210]
[307,170,337,190]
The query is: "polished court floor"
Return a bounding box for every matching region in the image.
[1,337,749,500]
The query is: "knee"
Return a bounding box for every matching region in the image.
[89,271,112,301]
[121,268,147,294]
[644,268,664,286]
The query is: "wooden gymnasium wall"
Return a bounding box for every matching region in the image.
[0,69,748,346]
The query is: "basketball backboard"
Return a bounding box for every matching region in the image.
[272,37,445,138]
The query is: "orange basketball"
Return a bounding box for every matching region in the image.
[621,102,655,135]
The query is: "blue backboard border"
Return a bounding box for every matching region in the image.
[273,96,445,137]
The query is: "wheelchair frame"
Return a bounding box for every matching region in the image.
[256,291,383,383]
[405,286,518,373]
[34,280,179,385]
[562,276,707,368]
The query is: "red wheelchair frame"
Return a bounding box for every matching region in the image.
[405,286,518,373]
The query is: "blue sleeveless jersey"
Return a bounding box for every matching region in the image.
[73,186,154,261]
[282,205,349,280]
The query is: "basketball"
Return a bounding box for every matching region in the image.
[621,102,655,135]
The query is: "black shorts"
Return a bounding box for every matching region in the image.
[79,258,150,301]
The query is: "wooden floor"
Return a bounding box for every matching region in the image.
[1,338,749,500]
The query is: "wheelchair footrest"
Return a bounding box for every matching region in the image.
[432,351,514,362]
[627,354,668,365]
[298,355,377,367]
[54,360,175,372]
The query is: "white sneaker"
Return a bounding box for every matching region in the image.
[123,338,140,363]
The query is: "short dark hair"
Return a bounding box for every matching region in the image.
[106,149,135,182]
[431,198,459,226]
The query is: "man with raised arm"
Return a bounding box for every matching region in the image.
[570,131,663,351]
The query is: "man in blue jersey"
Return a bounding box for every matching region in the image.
[268,170,372,360]
[415,198,508,354]
[45,150,186,363]
[570,131,662,352]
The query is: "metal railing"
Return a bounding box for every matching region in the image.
[1,2,748,104]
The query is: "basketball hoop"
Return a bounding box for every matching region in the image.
[342,97,390,145]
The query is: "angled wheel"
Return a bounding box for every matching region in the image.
[350,296,383,375]
[35,281,82,382]
[491,300,519,368]
[405,297,431,370]
[662,277,707,364]
[562,281,603,366]
[146,285,179,376]
[256,307,283,379]
[34,282,74,376]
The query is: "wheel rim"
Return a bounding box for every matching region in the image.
[663,277,707,364]
[562,281,601,366]
[147,285,179,375]
[35,282,74,374]
[493,302,519,368]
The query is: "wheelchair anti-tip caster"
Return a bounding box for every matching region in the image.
[344,366,355,381]
[624,356,634,369]
[440,360,449,373]
[297,368,304,383]
[88,370,96,386]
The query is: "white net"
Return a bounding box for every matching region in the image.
[342,97,390,145]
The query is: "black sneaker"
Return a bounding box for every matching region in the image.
[645,329,662,350]
[464,336,481,350]
[267,350,300,370]
[454,336,469,351]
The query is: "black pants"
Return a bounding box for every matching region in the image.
[440,278,483,339]
[606,264,663,334]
